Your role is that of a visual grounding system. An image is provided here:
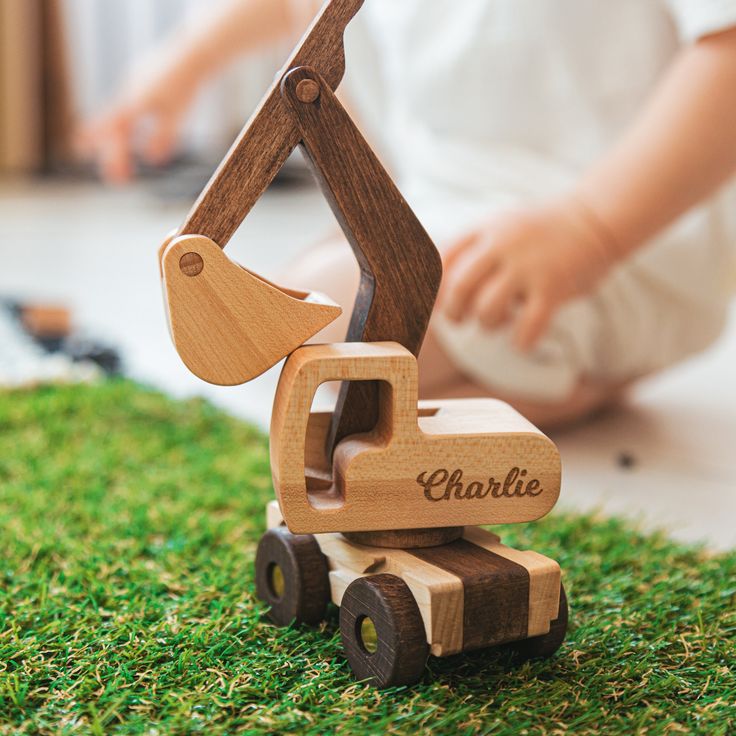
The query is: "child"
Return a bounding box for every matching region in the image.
[81,0,736,427]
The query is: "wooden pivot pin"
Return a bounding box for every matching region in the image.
[296,79,321,104]
[179,252,204,277]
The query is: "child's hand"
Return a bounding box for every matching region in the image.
[77,51,200,184]
[76,0,301,185]
[440,198,617,350]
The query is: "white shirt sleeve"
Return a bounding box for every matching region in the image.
[664,0,736,41]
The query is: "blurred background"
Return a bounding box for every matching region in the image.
[1,0,734,549]
[2,0,281,172]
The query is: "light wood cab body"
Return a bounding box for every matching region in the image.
[270,342,561,534]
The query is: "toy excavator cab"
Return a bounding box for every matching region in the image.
[159,0,569,689]
[270,341,561,535]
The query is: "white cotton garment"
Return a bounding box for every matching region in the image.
[338,0,736,401]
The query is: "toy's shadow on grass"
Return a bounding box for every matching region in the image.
[420,639,569,693]
[256,598,571,692]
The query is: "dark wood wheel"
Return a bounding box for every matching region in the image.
[509,583,568,661]
[254,527,330,626]
[340,574,428,688]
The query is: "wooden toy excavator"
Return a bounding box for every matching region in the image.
[160,0,568,688]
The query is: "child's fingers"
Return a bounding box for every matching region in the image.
[474,273,516,329]
[442,229,478,271]
[513,294,552,351]
[98,116,135,184]
[75,114,115,160]
[438,231,480,302]
[441,242,499,322]
[143,111,179,165]
[76,107,136,184]
[99,140,133,184]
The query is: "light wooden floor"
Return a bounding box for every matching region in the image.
[2,179,734,549]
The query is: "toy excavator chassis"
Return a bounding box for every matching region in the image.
[160,0,568,688]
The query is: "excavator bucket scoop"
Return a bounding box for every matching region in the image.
[161,235,341,386]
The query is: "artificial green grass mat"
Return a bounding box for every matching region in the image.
[0,381,734,735]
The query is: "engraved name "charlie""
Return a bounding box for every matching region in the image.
[416,467,543,502]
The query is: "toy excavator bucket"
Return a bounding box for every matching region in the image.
[270,343,562,535]
[161,235,341,386]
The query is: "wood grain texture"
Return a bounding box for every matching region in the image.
[508,584,568,661]
[339,574,429,688]
[463,526,561,638]
[317,531,464,656]
[178,0,364,246]
[161,234,341,385]
[409,540,529,651]
[343,527,463,549]
[280,66,442,453]
[270,342,561,533]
